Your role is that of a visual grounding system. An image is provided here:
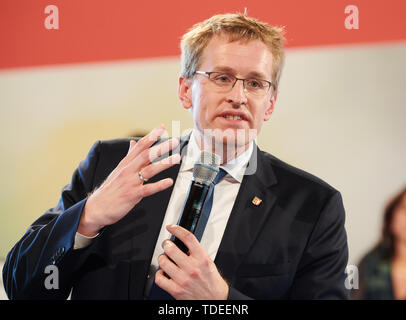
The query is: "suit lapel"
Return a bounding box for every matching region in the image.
[214,145,278,282]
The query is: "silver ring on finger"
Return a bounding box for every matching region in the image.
[138,170,148,183]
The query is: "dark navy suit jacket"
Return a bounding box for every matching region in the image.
[3,135,349,299]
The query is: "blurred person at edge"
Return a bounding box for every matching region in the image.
[2,13,349,300]
[352,186,406,300]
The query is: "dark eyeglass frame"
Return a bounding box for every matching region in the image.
[194,70,274,93]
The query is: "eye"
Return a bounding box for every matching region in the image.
[246,79,264,89]
[212,73,233,84]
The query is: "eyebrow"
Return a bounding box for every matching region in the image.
[212,66,269,80]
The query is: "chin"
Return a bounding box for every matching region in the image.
[202,127,255,151]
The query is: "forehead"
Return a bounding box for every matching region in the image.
[198,35,273,79]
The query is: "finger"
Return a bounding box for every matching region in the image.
[130,124,166,159]
[127,139,137,155]
[154,269,179,298]
[148,137,180,163]
[166,225,204,257]
[113,139,137,171]
[121,125,166,168]
[140,153,181,181]
[131,137,180,171]
[157,253,182,283]
[161,239,190,271]
[140,178,174,199]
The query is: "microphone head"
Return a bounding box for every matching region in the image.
[193,151,221,183]
[200,151,221,167]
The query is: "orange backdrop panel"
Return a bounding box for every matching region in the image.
[0,0,405,69]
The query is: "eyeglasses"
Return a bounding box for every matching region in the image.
[195,71,274,97]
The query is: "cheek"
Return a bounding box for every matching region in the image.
[251,105,268,127]
[391,211,406,235]
[195,95,219,120]
[191,96,212,130]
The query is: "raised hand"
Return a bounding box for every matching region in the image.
[77,124,181,236]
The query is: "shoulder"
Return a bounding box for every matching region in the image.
[258,148,339,200]
[78,138,135,180]
[359,245,389,268]
[97,137,135,153]
[86,138,133,165]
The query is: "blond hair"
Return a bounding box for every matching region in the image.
[180,13,285,92]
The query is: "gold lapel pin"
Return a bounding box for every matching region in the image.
[252,196,262,206]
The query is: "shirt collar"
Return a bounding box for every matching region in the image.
[180,130,254,183]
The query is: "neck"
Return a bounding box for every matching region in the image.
[193,131,250,164]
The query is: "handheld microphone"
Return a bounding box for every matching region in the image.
[172,151,221,254]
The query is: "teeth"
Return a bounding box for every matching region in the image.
[224,115,243,120]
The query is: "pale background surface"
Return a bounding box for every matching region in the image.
[1,43,406,299]
[0,261,6,299]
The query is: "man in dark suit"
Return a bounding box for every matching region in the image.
[2,13,349,300]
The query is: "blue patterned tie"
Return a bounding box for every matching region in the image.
[194,168,227,241]
[148,168,227,300]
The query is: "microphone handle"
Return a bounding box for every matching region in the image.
[173,180,211,254]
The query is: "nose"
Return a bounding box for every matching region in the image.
[226,79,248,107]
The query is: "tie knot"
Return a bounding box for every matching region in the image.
[213,168,227,185]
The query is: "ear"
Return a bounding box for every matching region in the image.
[263,92,277,121]
[178,77,193,110]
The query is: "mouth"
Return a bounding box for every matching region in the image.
[222,115,245,121]
[218,112,249,122]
